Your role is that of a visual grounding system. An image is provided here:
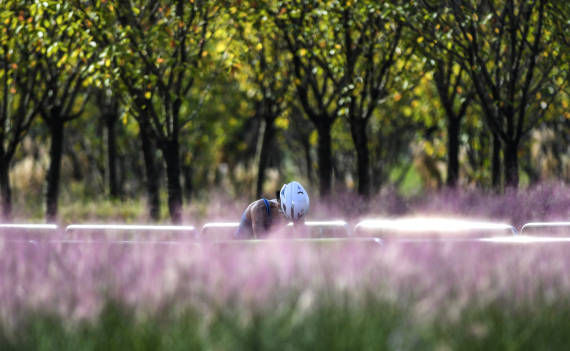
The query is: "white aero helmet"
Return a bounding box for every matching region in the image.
[280,181,310,221]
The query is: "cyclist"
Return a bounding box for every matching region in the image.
[234,181,310,239]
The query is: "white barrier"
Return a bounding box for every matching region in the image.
[0,224,58,230]
[65,224,197,241]
[480,235,570,244]
[287,220,351,238]
[353,217,517,239]
[211,237,383,247]
[200,222,239,241]
[200,220,352,240]
[0,223,58,240]
[520,222,570,236]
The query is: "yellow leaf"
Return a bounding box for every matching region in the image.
[309,130,318,146]
[393,92,402,102]
[256,43,263,51]
[536,92,541,99]
[424,141,434,156]
[202,50,208,57]
[467,33,473,42]
[275,116,289,129]
[144,91,151,99]
[216,42,226,53]
[472,13,478,21]
[299,48,307,56]
[495,28,500,34]
[417,36,424,44]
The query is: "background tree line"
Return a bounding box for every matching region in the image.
[0,0,568,222]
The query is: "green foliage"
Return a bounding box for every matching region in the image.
[77,0,225,142]
[1,0,569,217]
[411,0,567,136]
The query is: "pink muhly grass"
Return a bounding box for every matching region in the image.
[1,236,570,326]
[0,182,568,328]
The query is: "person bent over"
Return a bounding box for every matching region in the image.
[234,181,310,239]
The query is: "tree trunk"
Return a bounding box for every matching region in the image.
[46,120,64,222]
[256,117,275,197]
[140,122,160,221]
[348,116,370,197]
[316,119,333,197]
[0,153,12,220]
[491,132,502,189]
[303,137,313,186]
[446,116,460,187]
[163,139,183,224]
[105,111,120,199]
[504,139,519,188]
[372,135,385,193]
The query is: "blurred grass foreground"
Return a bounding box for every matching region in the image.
[0,184,569,350]
[2,238,570,350]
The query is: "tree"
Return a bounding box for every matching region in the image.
[286,105,315,187]
[28,1,93,220]
[433,61,474,187]
[95,89,121,199]
[268,1,342,197]
[415,0,567,187]
[0,0,47,218]
[334,2,412,197]
[231,9,291,197]
[79,0,222,222]
[268,1,413,197]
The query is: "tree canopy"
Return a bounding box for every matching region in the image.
[0,0,568,221]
